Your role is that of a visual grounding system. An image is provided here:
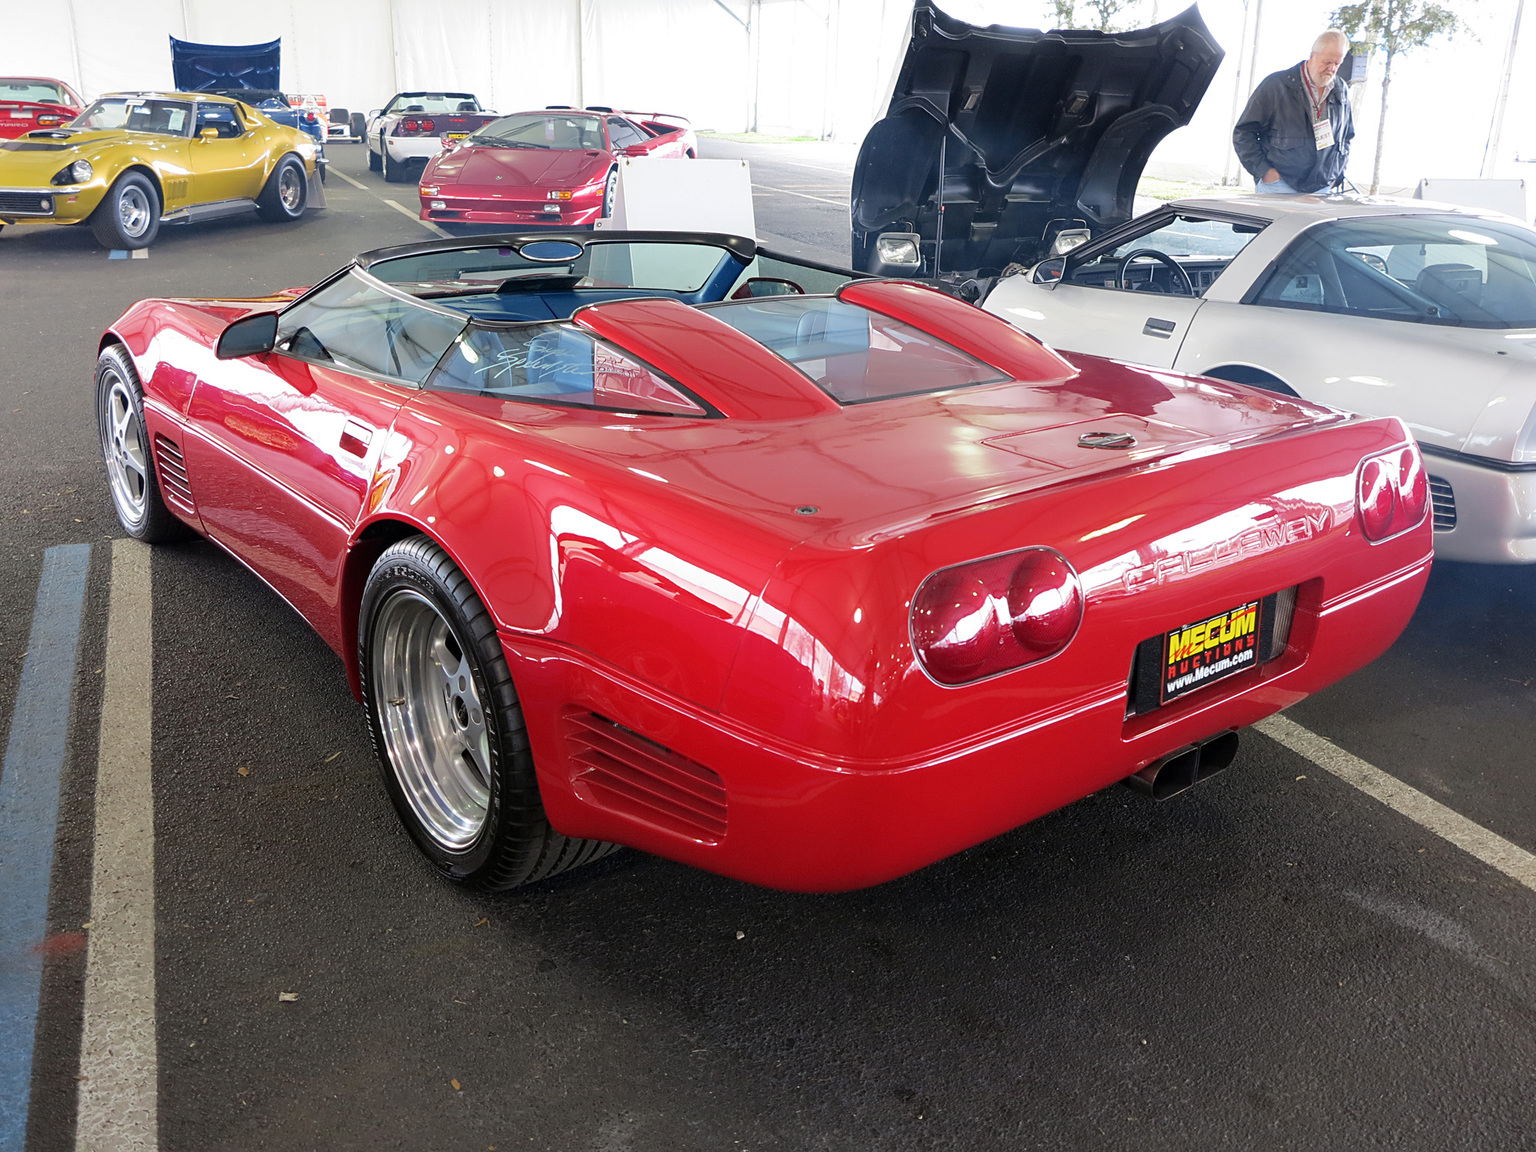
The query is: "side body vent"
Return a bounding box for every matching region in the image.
[152,434,195,511]
[1427,474,1456,531]
[563,711,727,844]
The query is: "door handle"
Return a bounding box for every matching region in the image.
[1143,318,1177,338]
[339,419,373,457]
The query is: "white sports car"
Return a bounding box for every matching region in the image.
[364,91,498,182]
[981,196,1536,564]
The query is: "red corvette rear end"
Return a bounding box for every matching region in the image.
[0,77,84,139]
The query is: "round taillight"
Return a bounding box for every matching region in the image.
[1006,550,1083,657]
[1357,456,1397,540]
[912,547,1082,685]
[1396,446,1428,527]
[911,568,1002,684]
[420,117,436,133]
[403,118,418,131]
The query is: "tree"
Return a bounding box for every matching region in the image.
[1332,0,1464,193]
[1050,0,1138,32]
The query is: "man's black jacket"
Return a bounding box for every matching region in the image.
[1233,63,1353,193]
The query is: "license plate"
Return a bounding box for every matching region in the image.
[445,132,468,139]
[1161,599,1261,704]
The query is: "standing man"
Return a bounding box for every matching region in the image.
[1233,30,1354,194]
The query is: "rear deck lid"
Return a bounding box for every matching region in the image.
[170,35,281,93]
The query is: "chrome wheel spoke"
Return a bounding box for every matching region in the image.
[102,377,148,520]
[373,590,493,850]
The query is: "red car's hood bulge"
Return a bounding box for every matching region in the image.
[435,145,608,189]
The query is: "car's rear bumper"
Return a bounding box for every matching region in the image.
[502,553,1430,892]
[384,136,446,163]
[1420,450,1536,563]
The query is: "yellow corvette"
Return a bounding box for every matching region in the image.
[0,90,323,249]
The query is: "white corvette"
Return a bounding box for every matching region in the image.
[364,91,498,183]
[981,195,1536,563]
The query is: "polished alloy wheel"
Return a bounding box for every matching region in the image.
[278,165,303,212]
[372,589,492,850]
[118,185,151,239]
[102,373,148,521]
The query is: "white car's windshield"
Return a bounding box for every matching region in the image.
[1258,216,1536,328]
[74,98,192,137]
[386,93,479,115]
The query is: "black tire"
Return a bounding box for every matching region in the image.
[95,345,193,543]
[255,155,307,222]
[383,144,408,183]
[359,536,618,890]
[350,112,366,141]
[368,138,382,171]
[601,166,618,218]
[89,171,160,249]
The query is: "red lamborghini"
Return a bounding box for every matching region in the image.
[97,232,1431,892]
[418,108,696,228]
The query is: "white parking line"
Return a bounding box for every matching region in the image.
[754,185,848,208]
[383,198,451,238]
[330,169,368,191]
[1256,714,1536,892]
[75,539,157,1151]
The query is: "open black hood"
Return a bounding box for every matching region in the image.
[851,3,1222,276]
[170,36,281,93]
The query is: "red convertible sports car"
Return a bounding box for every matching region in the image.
[98,232,1431,892]
[418,107,696,229]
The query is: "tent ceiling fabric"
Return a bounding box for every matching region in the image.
[0,0,910,139]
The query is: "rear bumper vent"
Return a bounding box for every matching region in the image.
[152,434,195,511]
[1428,474,1456,531]
[563,711,728,843]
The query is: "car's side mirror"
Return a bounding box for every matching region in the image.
[1032,257,1067,287]
[216,312,279,360]
[368,109,382,118]
[730,277,806,300]
[870,231,923,277]
[620,144,648,156]
[197,127,220,143]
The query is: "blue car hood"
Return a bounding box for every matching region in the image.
[170,36,281,93]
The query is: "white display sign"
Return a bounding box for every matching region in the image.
[595,158,757,237]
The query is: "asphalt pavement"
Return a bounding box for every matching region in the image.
[0,139,1533,1152]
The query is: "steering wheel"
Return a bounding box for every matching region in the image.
[1117,249,1195,296]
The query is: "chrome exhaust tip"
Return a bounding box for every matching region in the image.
[1125,730,1240,801]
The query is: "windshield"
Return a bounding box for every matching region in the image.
[469,113,603,150]
[1256,215,1536,328]
[705,297,1010,404]
[2,80,70,105]
[371,241,742,297]
[73,97,192,137]
[387,93,480,115]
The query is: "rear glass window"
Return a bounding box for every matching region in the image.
[370,241,739,297]
[430,323,706,416]
[1,80,69,104]
[704,297,1009,404]
[386,93,479,115]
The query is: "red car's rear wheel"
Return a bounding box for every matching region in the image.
[359,536,617,889]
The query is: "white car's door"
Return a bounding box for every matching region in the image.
[984,211,1272,370]
[988,277,1201,368]
[1174,213,1536,456]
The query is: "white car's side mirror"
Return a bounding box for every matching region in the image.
[1032,256,1067,288]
